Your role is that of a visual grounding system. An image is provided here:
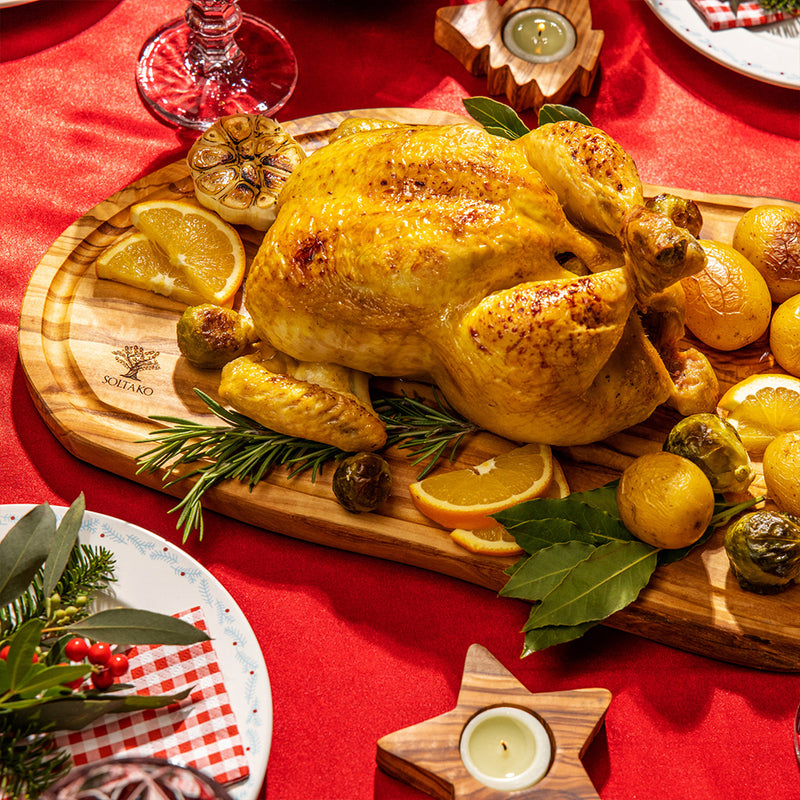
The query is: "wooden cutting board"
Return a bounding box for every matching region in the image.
[18,108,800,672]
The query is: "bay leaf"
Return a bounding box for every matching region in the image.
[523,540,657,630]
[42,494,85,597]
[462,96,530,140]
[496,496,634,550]
[66,608,210,645]
[500,541,596,601]
[502,516,582,555]
[0,503,55,607]
[522,620,600,656]
[538,104,592,127]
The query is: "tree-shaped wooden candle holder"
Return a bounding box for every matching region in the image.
[377,644,611,798]
[434,0,604,112]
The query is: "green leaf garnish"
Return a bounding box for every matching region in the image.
[538,104,592,127]
[462,96,530,139]
[522,540,657,630]
[495,482,760,655]
[42,494,84,598]
[0,504,55,607]
[65,608,209,646]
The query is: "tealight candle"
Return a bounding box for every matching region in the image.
[503,8,577,64]
[459,706,552,791]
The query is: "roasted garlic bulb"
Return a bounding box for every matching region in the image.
[187,114,306,230]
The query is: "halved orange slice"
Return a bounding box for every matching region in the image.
[130,199,246,305]
[718,374,800,454]
[95,232,206,306]
[409,443,553,529]
[450,526,524,557]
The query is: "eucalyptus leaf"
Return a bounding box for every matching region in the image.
[66,608,210,645]
[538,104,592,127]
[500,541,596,601]
[522,620,600,656]
[462,97,530,140]
[11,687,192,731]
[42,494,85,598]
[5,619,44,691]
[0,503,55,607]
[523,540,657,630]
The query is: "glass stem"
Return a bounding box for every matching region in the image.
[186,0,245,75]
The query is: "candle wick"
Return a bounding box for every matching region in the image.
[500,739,508,752]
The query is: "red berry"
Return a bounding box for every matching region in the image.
[87,642,112,666]
[108,653,129,677]
[91,668,115,690]
[0,645,9,660]
[64,637,89,661]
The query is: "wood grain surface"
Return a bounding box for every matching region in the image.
[376,643,612,798]
[17,108,800,672]
[434,0,604,111]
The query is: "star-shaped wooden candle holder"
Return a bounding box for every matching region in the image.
[435,0,604,112]
[377,644,611,798]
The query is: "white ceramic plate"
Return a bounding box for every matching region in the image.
[0,505,271,800]
[645,0,800,89]
[0,0,41,8]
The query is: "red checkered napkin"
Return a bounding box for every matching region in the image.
[53,607,249,786]
[689,0,798,30]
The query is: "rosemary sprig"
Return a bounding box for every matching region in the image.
[373,390,480,479]
[137,390,344,541]
[137,388,482,540]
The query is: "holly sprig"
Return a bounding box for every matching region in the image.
[0,495,210,799]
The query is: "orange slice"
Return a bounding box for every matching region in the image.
[543,457,570,499]
[409,443,553,529]
[450,526,524,557]
[129,199,246,305]
[95,232,207,306]
[718,373,800,414]
[718,374,800,454]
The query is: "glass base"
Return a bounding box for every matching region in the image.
[136,14,297,130]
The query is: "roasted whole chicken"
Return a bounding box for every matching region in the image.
[226,118,718,448]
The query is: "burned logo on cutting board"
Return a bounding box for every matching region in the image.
[103,344,160,395]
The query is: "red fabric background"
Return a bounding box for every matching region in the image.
[1,1,799,798]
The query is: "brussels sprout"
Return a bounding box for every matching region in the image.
[724,510,800,594]
[645,193,703,238]
[663,412,754,493]
[177,304,257,368]
[332,452,392,513]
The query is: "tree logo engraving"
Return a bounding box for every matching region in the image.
[112,345,161,381]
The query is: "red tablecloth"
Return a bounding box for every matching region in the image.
[1,1,798,798]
